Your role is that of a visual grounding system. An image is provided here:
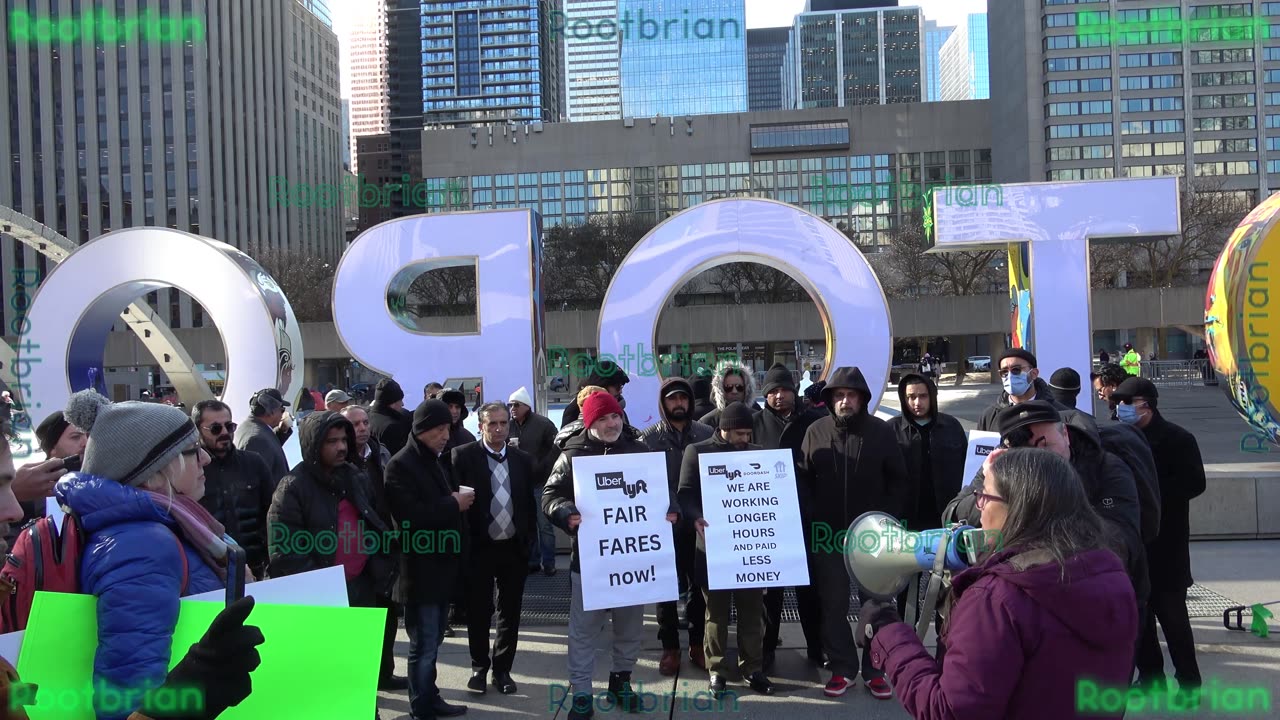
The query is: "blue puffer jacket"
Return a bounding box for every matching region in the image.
[54,474,223,720]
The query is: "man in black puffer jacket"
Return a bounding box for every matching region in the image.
[193,400,276,579]
[267,412,397,606]
[798,366,909,701]
[369,378,412,457]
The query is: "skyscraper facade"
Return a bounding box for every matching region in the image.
[563,0,623,121]
[924,20,956,102]
[345,0,390,174]
[748,28,791,111]
[791,5,923,108]
[1,0,344,333]
[940,13,989,101]
[619,0,748,117]
[989,0,1280,201]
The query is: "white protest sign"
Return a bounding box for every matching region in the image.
[699,449,808,591]
[572,452,678,612]
[962,431,1003,491]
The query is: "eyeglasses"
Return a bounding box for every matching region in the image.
[998,366,1032,378]
[973,488,1006,510]
[201,422,237,436]
[724,384,745,392]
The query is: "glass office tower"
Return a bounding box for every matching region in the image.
[792,5,923,107]
[619,0,748,117]
[940,13,989,101]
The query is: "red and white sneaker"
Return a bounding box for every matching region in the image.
[866,676,893,700]
[823,675,857,697]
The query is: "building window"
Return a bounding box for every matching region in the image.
[749,122,850,153]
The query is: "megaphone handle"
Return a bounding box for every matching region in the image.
[915,531,951,640]
[904,573,920,627]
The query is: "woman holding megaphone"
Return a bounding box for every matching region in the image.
[856,448,1138,719]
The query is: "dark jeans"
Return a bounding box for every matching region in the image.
[813,550,882,681]
[405,601,450,719]
[657,524,704,649]
[528,483,557,568]
[377,595,402,681]
[465,538,529,673]
[1136,587,1202,687]
[763,549,824,654]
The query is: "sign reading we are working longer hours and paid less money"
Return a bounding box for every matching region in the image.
[573,452,679,612]
[700,449,808,591]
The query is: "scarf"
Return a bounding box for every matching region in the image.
[143,490,233,583]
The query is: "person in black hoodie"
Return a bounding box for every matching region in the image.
[369,378,412,457]
[798,367,909,701]
[559,360,631,428]
[886,373,966,532]
[752,364,827,672]
[441,388,478,453]
[267,412,397,608]
[976,349,1097,435]
[677,402,775,698]
[385,400,474,719]
[641,377,714,676]
[691,370,715,422]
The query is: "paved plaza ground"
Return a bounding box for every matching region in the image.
[374,380,1279,719]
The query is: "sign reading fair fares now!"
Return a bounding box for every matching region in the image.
[699,449,808,591]
[572,452,678,612]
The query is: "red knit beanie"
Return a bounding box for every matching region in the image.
[582,392,623,429]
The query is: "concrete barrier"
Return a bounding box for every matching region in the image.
[1192,464,1280,539]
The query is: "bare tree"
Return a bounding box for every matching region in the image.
[254,249,336,322]
[400,266,477,318]
[542,214,657,308]
[706,263,807,304]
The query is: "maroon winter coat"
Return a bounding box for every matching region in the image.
[871,546,1137,719]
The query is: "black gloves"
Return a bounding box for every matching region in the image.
[855,598,902,648]
[146,596,265,719]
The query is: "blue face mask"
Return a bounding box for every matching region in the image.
[1117,403,1142,424]
[1002,372,1032,397]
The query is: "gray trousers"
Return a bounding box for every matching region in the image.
[568,571,645,696]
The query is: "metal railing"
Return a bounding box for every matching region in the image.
[1140,359,1219,387]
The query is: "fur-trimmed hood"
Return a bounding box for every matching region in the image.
[710,358,758,410]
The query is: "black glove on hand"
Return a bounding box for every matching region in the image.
[147,596,265,720]
[855,598,902,648]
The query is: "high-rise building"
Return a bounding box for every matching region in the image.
[0,0,344,334]
[924,20,956,102]
[563,0,623,121]
[345,0,390,173]
[748,28,791,111]
[805,0,899,11]
[990,0,1279,200]
[790,5,923,108]
[619,0,748,117]
[939,14,989,102]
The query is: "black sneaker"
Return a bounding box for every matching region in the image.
[567,693,594,720]
[709,674,727,699]
[747,672,775,695]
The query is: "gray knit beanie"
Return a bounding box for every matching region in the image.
[65,389,199,487]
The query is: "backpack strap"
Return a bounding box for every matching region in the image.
[174,534,190,596]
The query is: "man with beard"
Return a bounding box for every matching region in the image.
[752,365,826,672]
[235,388,292,486]
[543,392,678,719]
[677,402,775,698]
[700,359,760,427]
[341,404,408,692]
[641,377,713,676]
[193,400,275,579]
[976,349,1096,434]
[798,367,909,700]
[370,379,412,457]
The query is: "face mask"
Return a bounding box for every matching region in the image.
[1117,403,1142,424]
[1002,372,1031,397]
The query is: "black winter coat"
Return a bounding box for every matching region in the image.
[976,376,1099,436]
[350,437,393,526]
[199,446,275,575]
[641,378,715,507]
[369,405,411,457]
[510,410,560,484]
[452,440,537,550]
[677,435,765,551]
[266,412,397,603]
[1140,413,1207,590]
[799,367,911,535]
[385,435,467,604]
[542,430,676,573]
[886,373,968,531]
[234,417,291,486]
[752,403,827,465]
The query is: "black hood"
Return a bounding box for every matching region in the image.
[896,373,938,421]
[821,366,872,416]
[299,410,356,469]
[658,377,695,426]
[441,389,469,425]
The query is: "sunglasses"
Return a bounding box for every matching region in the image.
[201,422,237,436]
[972,488,1006,510]
[998,366,1032,378]
[724,384,746,392]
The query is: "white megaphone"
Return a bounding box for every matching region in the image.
[843,511,993,602]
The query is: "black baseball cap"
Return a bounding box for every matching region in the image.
[1111,377,1158,403]
[251,388,290,412]
[996,400,1063,441]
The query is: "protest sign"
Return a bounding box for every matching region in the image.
[18,592,384,719]
[572,452,677,612]
[698,449,807,590]
[962,431,1003,490]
